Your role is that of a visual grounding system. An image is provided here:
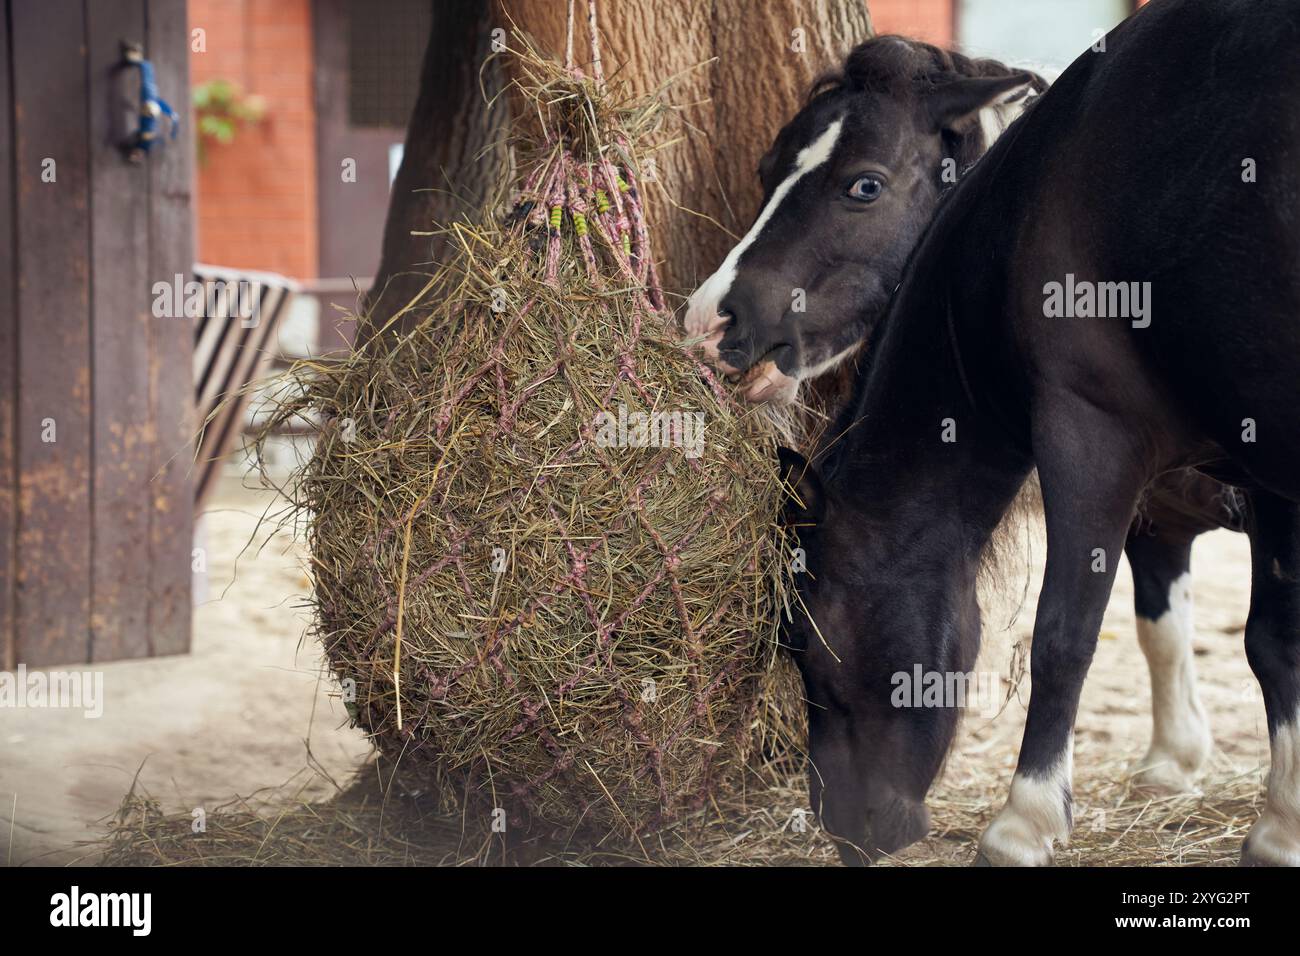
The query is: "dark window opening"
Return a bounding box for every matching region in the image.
[347,0,432,128]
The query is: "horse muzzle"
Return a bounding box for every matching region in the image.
[736,359,799,404]
[832,795,932,866]
[715,340,800,404]
[683,287,735,367]
[684,289,801,404]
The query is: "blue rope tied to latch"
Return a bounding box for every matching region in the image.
[123,44,178,158]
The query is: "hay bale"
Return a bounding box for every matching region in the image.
[263,36,792,837]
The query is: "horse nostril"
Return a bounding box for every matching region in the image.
[717,300,741,330]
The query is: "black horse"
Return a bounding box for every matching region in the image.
[706,0,1300,865]
[685,37,1043,407]
[689,31,1233,801]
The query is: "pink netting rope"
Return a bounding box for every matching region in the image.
[331,0,764,828]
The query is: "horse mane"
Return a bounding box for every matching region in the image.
[806,36,1049,177]
[808,34,1050,102]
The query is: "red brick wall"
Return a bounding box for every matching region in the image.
[871,0,954,46]
[188,0,317,279]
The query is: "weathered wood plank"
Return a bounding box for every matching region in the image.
[0,3,18,671]
[87,0,153,661]
[145,0,194,656]
[11,0,94,666]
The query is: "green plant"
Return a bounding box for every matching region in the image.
[193,79,267,164]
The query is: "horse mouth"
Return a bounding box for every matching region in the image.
[726,345,799,404]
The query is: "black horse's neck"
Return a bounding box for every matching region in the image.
[817,146,1035,565]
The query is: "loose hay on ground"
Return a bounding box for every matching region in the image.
[98,750,1263,866]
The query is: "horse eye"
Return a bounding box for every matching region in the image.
[847,176,883,202]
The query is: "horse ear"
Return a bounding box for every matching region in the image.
[927,72,1038,135]
[777,446,826,525]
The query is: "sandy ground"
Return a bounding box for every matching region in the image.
[0,478,370,866]
[0,478,1268,866]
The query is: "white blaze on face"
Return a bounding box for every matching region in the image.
[684,118,845,365]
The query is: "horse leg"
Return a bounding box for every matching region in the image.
[1125,528,1212,792]
[1240,491,1300,866]
[977,410,1149,866]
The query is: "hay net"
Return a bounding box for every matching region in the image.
[261,2,794,837]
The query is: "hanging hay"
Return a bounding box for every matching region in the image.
[257,25,796,839]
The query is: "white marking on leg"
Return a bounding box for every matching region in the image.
[1244,716,1300,866]
[1132,572,1212,792]
[684,118,845,342]
[978,741,1073,866]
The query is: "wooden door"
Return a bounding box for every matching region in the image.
[0,0,194,667]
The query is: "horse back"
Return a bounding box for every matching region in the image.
[987,0,1300,496]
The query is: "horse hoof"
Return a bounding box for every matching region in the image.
[1240,827,1300,867]
[1129,748,1208,796]
[1239,844,1287,867]
[978,800,1062,866]
[1129,765,1203,796]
